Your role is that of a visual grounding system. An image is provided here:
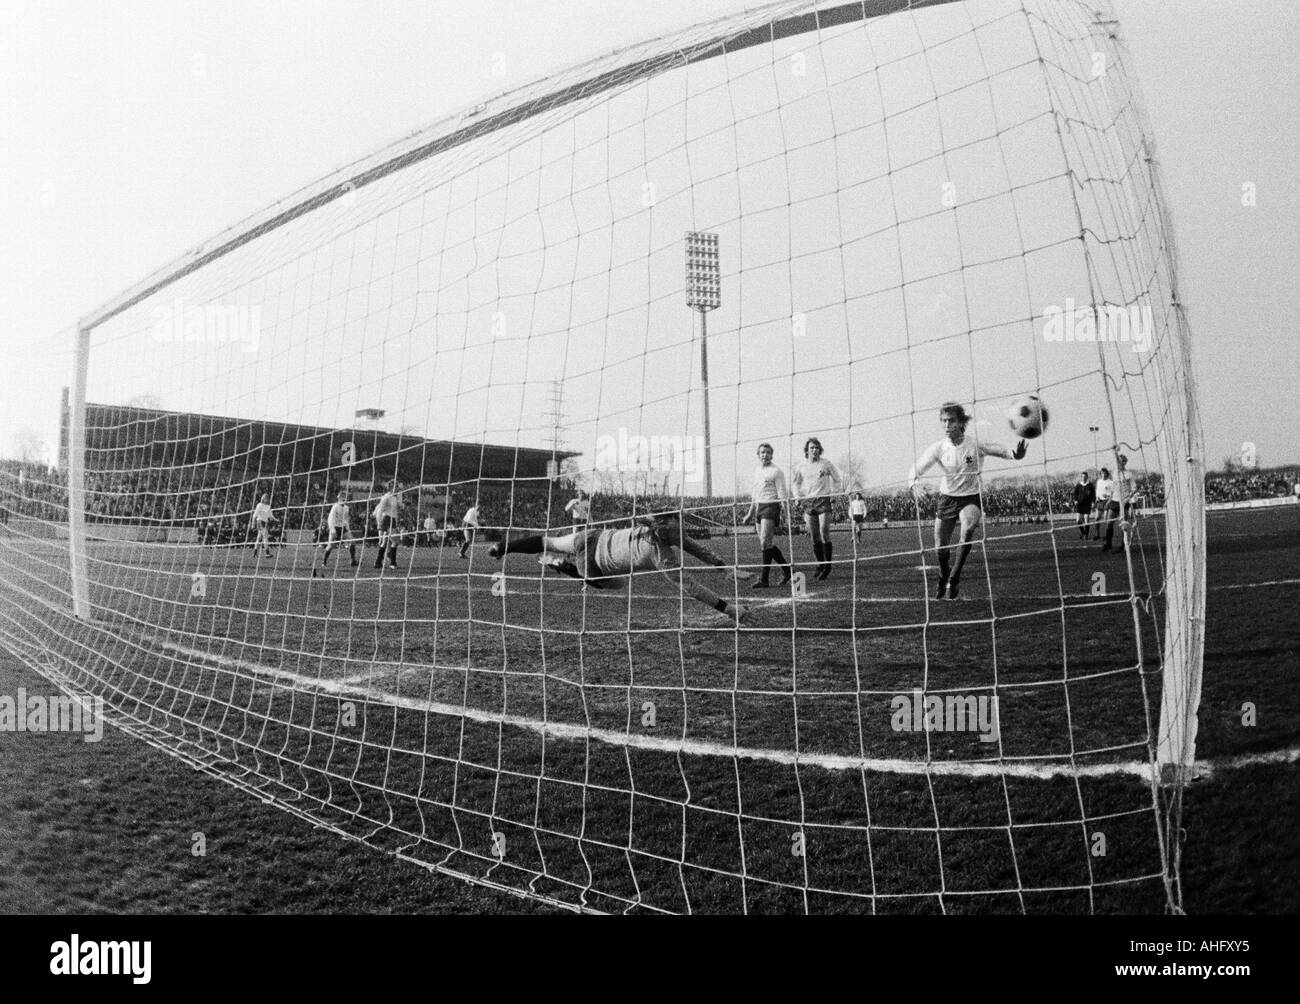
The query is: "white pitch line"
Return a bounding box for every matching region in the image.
[222,565,1300,603]
[148,637,1295,784]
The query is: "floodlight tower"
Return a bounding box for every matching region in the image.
[685,231,720,497]
[543,379,566,482]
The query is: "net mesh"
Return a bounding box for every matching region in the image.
[0,0,1203,913]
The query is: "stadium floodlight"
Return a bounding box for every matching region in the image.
[685,230,720,498]
[1089,425,1101,470]
[24,0,1208,915]
[685,230,720,312]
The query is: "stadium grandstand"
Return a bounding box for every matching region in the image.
[46,394,579,543]
[9,411,1295,545]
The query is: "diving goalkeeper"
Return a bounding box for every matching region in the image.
[488,515,753,625]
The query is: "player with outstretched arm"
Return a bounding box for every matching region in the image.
[908,402,1027,600]
[488,514,753,625]
[564,490,591,533]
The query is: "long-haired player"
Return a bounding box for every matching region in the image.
[791,435,843,580]
[908,402,1027,599]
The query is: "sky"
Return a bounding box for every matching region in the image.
[2,0,1298,491]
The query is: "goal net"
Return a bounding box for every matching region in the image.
[1,0,1204,913]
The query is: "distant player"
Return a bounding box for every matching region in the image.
[1106,455,1136,553]
[1117,455,1138,518]
[489,514,752,625]
[849,492,867,543]
[459,503,480,559]
[739,442,791,589]
[372,481,401,570]
[908,402,1027,600]
[791,436,843,580]
[1073,471,1096,540]
[1094,467,1116,548]
[315,491,358,575]
[251,493,276,559]
[564,490,591,532]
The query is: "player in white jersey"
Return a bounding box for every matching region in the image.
[315,491,357,575]
[488,514,753,625]
[791,436,844,580]
[251,494,276,559]
[564,490,591,532]
[459,503,480,559]
[908,402,1027,599]
[1091,470,1112,540]
[849,492,868,543]
[739,442,791,589]
[1117,454,1138,518]
[1101,456,1135,552]
[372,481,401,570]
[1093,468,1115,543]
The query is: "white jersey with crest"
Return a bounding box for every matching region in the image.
[750,464,788,504]
[792,459,842,499]
[911,433,1011,497]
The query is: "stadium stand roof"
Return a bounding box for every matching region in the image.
[73,401,578,486]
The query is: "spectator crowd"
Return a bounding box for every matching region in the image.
[2,459,1297,545]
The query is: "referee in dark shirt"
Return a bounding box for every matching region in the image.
[1073,471,1096,540]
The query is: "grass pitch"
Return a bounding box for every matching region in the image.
[0,506,1296,913]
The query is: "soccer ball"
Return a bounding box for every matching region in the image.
[1007,395,1049,439]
